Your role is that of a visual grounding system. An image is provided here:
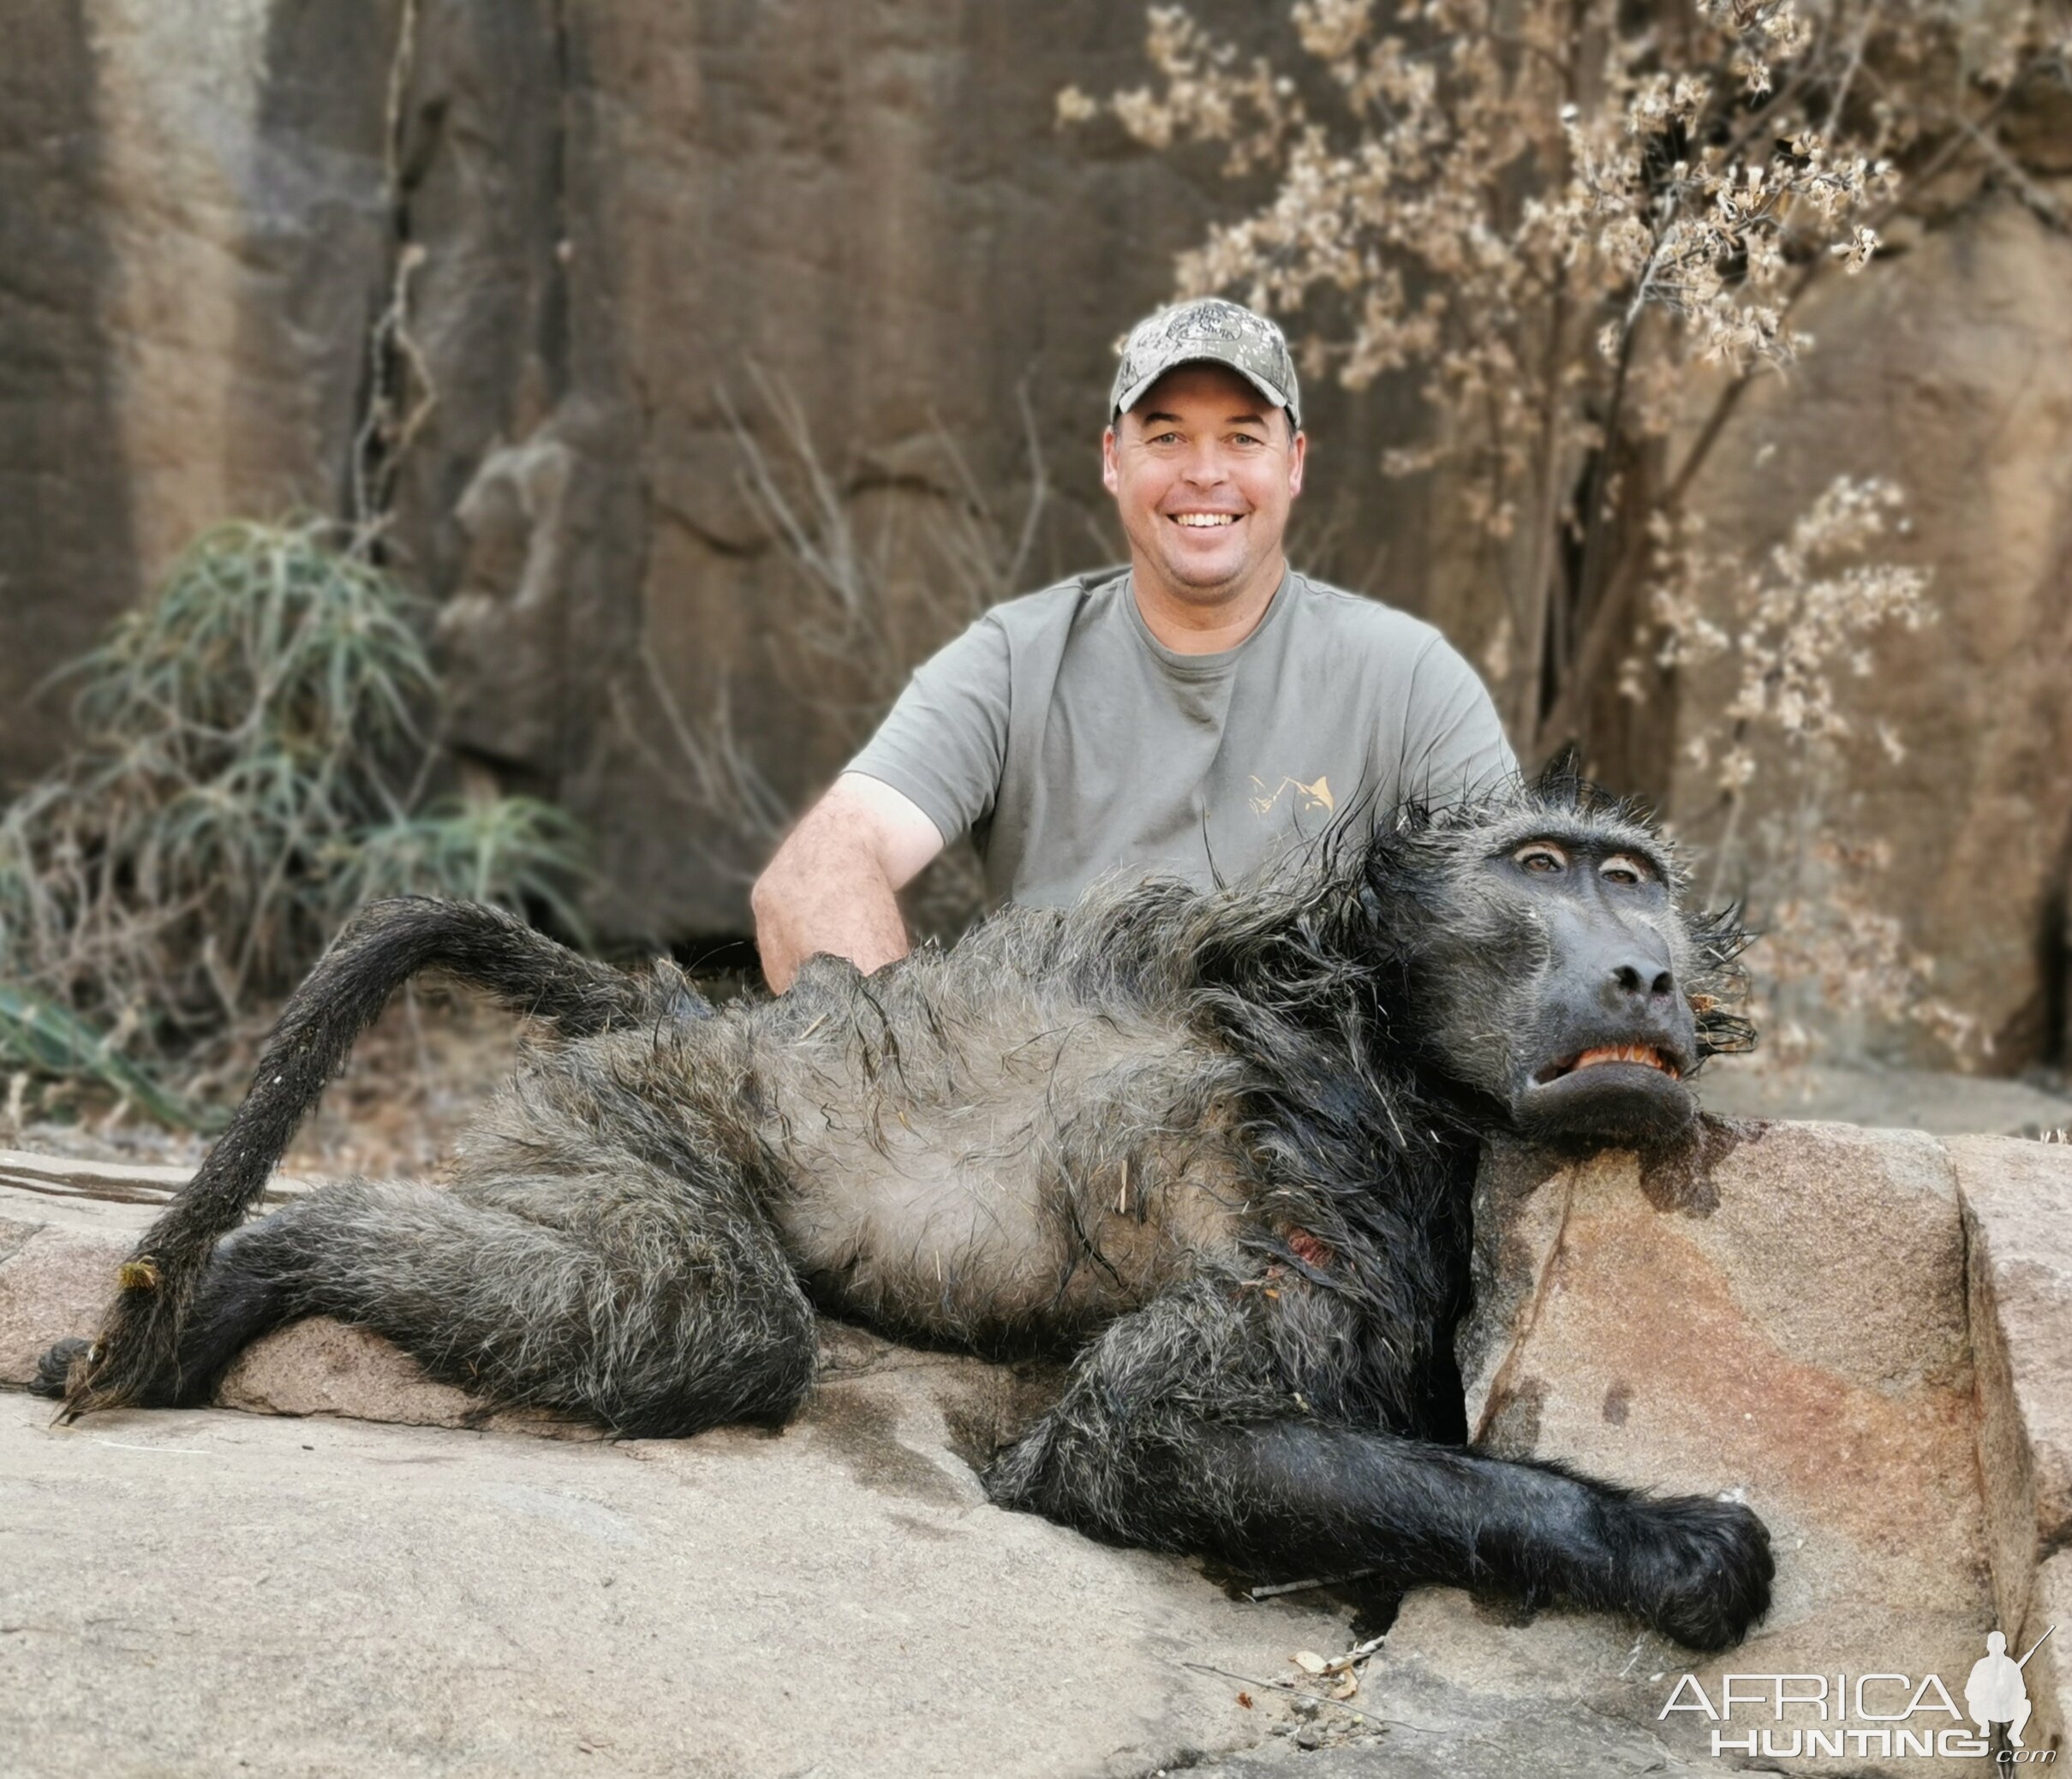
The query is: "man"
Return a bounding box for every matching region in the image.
[752,297,1515,991]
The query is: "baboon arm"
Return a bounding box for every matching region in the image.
[984,1286,1771,1651]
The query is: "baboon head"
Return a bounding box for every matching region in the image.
[1374,769,1754,1147]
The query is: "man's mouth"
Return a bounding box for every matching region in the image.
[1531,1043,1682,1087]
[1169,512,1241,528]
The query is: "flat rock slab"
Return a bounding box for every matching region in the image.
[2,1381,1367,1779]
[1698,1061,2072,1137]
[5,1128,2071,1776]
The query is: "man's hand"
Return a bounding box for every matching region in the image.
[751,773,946,992]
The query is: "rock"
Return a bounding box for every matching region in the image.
[1388,1117,1997,1776]
[0,1161,324,1394]
[1699,1059,2072,1139]
[218,1315,510,1429]
[1184,1695,1729,1778]
[1950,1133,2072,1751]
[0,1383,1351,1779]
[0,1,1426,938]
[3,8,2071,1066]
[0,3,140,790]
[0,1214,134,1388]
[2021,1550,2072,1755]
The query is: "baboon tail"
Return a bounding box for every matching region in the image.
[58,897,702,1418]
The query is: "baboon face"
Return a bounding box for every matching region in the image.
[1398,804,1719,1148]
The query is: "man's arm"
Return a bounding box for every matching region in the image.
[751,773,947,992]
[756,610,1012,991]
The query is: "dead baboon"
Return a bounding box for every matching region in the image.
[40,767,1771,1651]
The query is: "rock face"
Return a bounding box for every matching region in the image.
[1,4,2065,1064]
[1667,194,2072,1065]
[0,0,1420,940]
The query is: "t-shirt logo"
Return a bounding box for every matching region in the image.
[1249,773,1335,818]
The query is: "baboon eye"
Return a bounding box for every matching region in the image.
[1600,855,1651,887]
[1513,842,1567,874]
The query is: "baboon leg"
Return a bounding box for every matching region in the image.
[61,897,709,1418]
[110,1171,817,1436]
[985,1287,1771,1652]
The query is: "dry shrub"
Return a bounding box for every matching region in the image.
[626,369,1054,944]
[1628,476,1983,1061]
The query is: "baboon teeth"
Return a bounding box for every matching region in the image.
[1569,1044,1678,1078]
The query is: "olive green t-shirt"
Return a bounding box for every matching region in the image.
[847,566,1515,909]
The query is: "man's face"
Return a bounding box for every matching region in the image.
[1102,362,1306,607]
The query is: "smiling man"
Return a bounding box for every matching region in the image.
[751,297,1516,990]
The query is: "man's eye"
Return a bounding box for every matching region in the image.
[1513,844,1567,874]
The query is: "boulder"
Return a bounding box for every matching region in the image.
[2025,1552,2072,1758]
[1361,1118,2072,1776]
[1952,1133,2072,1752]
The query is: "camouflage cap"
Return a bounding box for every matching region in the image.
[1110,296,1302,431]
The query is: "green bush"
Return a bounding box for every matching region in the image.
[0,519,590,1124]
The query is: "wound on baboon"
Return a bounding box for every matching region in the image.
[40,764,1771,1651]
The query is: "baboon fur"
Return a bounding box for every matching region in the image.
[45,767,1772,1651]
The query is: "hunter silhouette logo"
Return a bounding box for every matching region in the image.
[1249,773,1335,818]
[1968,1627,2052,1750]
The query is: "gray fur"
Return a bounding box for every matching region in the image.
[44,771,1772,1650]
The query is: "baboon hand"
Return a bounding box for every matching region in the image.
[29,1337,93,1400]
[1616,1492,1774,1652]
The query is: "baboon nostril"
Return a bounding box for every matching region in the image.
[1610,964,1675,1000]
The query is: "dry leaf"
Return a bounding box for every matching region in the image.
[1293,1650,1329,1675]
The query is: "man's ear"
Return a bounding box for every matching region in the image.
[1102,424,1120,497]
[1287,427,1307,499]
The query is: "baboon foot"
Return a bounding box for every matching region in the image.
[1617,1493,1774,1651]
[29,1337,92,1400]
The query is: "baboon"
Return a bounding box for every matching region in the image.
[40,767,1772,1651]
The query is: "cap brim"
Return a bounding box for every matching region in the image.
[1114,354,1299,430]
